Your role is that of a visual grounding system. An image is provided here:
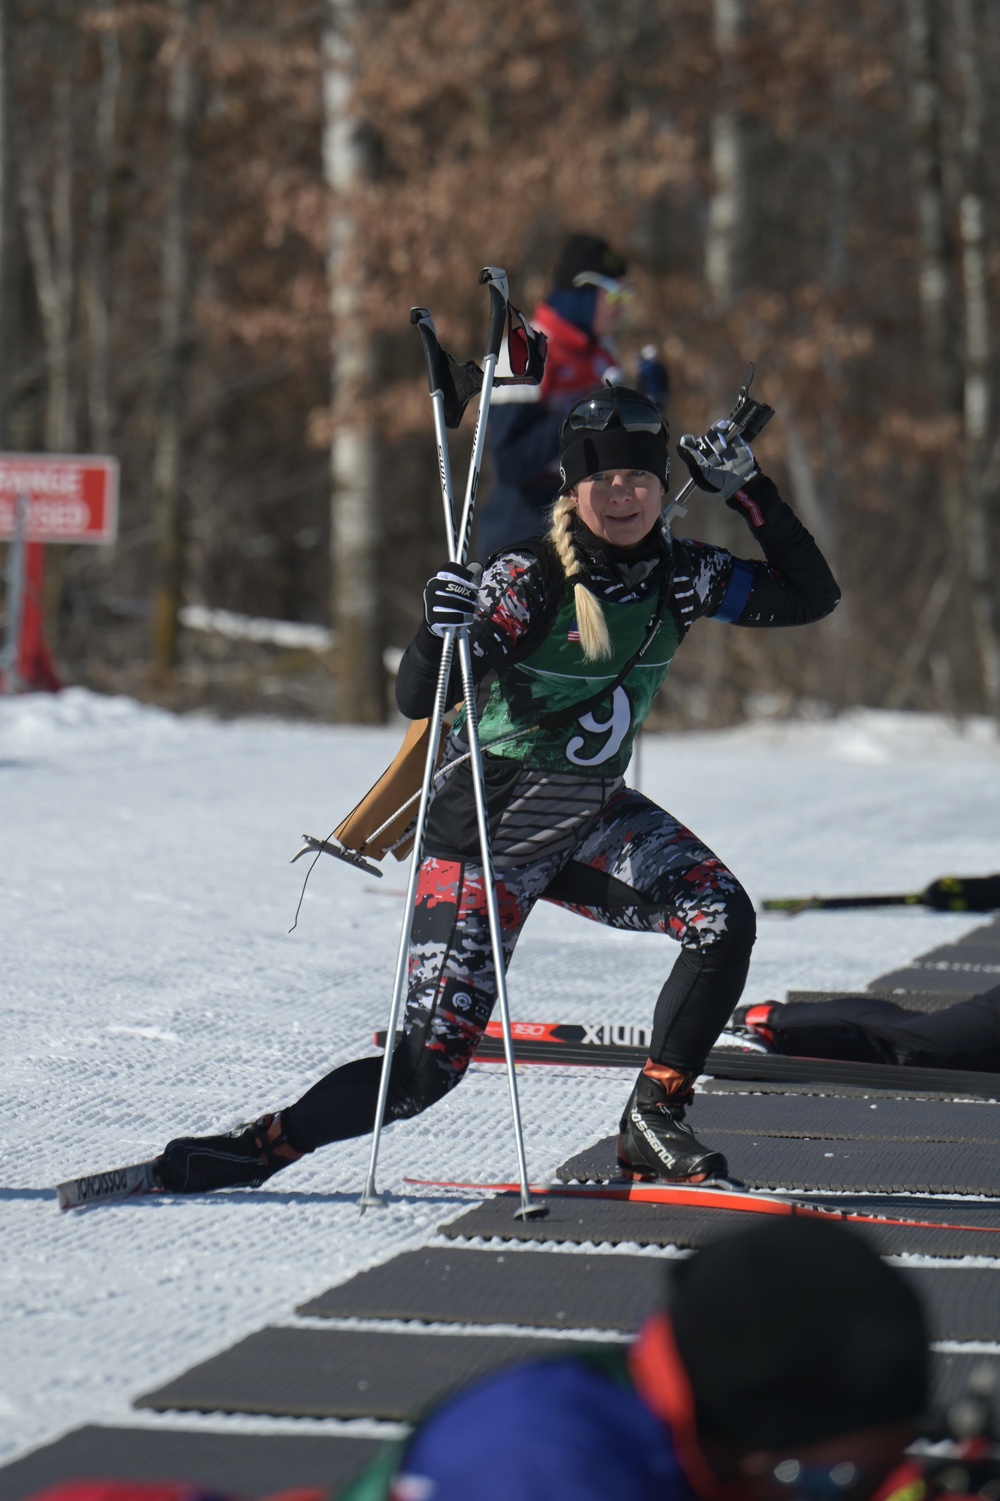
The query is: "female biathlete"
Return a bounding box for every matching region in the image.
[157,386,839,1192]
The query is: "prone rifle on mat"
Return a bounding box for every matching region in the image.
[762,874,1000,916]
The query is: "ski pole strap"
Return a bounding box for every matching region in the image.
[410,306,485,431]
[536,580,671,732]
[494,302,547,386]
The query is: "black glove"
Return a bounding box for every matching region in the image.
[677,418,758,500]
[422,562,481,638]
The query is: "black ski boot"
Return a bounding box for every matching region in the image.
[616,1061,729,1183]
[731,1002,777,1047]
[157,1112,305,1193]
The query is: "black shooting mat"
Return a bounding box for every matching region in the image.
[699,1077,972,1103]
[0,1426,380,1501]
[557,1131,1000,1195]
[439,1191,1000,1259]
[871,962,1000,998]
[298,1246,666,1331]
[934,1352,1000,1413]
[300,1243,1000,1345]
[786,989,979,1013]
[669,1092,1000,1144]
[868,918,1000,997]
[134,1326,601,1422]
[787,920,1000,1006]
[702,1049,1000,1099]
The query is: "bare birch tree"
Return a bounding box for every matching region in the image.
[705,0,747,311]
[887,0,961,710]
[150,0,195,680]
[906,0,959,401]
[323,0,384,722]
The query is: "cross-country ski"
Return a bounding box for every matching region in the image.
[403,1175,1000,1240]
[56,1161,162,1212]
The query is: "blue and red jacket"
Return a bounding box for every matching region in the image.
[475,300,621,559]
[381,1314,745,1501]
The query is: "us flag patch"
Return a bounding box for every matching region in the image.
[567,619,580,643]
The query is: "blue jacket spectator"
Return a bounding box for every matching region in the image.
[476,232,669,559]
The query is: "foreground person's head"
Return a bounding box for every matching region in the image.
[550,385,670,661]
[663,1216,929,1501]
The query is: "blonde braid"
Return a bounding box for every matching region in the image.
[547,494,612,662]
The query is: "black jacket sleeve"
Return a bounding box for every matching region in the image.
[724,473,841,627]
[395,619,458,720]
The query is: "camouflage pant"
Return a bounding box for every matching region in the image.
[391,786,755,1116]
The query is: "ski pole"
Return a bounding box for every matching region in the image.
[361,269,545,1218]
[358,272,497,1213]
[422,269,545,1220]
[358,304,464,1210]
[451,620,543,1219]
[358,296,484,1211]
[409,304,460,556]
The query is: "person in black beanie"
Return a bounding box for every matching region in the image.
[476,230,670,557]
[336,1215,930,1501]
[670,1215,928,1462]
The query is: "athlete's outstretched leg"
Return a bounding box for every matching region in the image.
[543,788,756,1182]
[158,857,535,1193]
[283,857,534,1149]
[745,986,1000,1072]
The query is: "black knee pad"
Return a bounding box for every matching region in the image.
[682,883,756,964]
[719,886,756,959]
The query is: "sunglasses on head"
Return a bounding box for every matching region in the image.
[771,1459,869,1500]
[565,395,665,435]
[572,270,635,304]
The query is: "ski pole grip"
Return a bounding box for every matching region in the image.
[479,266,509,361]
[410,306,450,397]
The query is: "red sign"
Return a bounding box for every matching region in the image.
[0,453,119,545]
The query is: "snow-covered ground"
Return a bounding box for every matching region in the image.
[3,690,999,1467]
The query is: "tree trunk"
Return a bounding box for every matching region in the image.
[953,0,1000,715]
[705,0,747,311]
[19,19,76,455]
[906,0,960,403]
[87,0,120,456]
[18,9,79,661]
[323,0,384,723]
[902,0,968,708]
[0,0,9,449]
[815,82,853,709]
[150,0,195,681]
